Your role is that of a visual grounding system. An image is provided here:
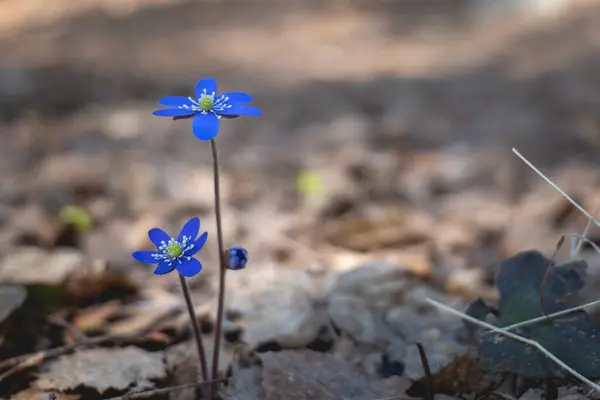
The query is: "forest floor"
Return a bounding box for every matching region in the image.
[2,1,600,399]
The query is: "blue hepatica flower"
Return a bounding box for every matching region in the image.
[132,217,208,277]
[227,246,248,270]
[152,77,261,141]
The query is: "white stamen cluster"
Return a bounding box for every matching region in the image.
[176,90,235,117]
[151,236,195,265]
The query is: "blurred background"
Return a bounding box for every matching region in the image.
[2,0,600,397]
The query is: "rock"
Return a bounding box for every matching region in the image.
[383,286,470,379]
[328,262,425,350]
[221,363,264,400]
[226,266,329,349]
[259,350,409,400]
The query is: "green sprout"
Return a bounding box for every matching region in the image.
[296,169,324,200]
[59,205,93,233]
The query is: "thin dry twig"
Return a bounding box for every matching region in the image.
[566,233,600,259]
[415,342,434,400]
[102,378,228,400]
[511,150,600,397]
[539,236,565,317]
[500,297,600,332]
[425,298,600,393]
[512,148,600,231]
[573,204,600,258]
[47,314,91,345]
[0,352,45,381]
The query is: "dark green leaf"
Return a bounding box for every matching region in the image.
[479,250,600,378]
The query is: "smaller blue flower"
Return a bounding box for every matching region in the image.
[132,217,208,277]
[152,77,262,141]
[227,246,248,270]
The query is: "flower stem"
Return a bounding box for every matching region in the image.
[210,138,227,389]
[178,273,209,384]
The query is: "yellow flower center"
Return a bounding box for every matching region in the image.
[166,242,183,258]
[199,96,214,111]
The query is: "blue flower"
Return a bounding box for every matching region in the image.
[152,77,262,141]
[132,217,208,277]
[227,246,248,270]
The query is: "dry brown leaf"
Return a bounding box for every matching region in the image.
[63,259,139,303]
[406,352,501,397]
[0,351,45,381]
[34,346,166,394]
[72,301,122,333]
[106,304,179,336]
[325,245,433,277]
[97,289,183,336]
[260,350,409,400]
[321,209,432,252]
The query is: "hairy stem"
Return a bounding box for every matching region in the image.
[210,138,227,392]
[178,273,209,384]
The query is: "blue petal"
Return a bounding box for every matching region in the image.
[192,113,219,140]
[220,105,262,117]
[153,108,197,117]
[219,92,253,104]
[148,228,170,248]
[196,77,217,98]
[177,258,203,277]
[185,232,208,256]
[158,96,195,107]
[153,262,176,275]
[132,250,161,264]
[178,217,200,243]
